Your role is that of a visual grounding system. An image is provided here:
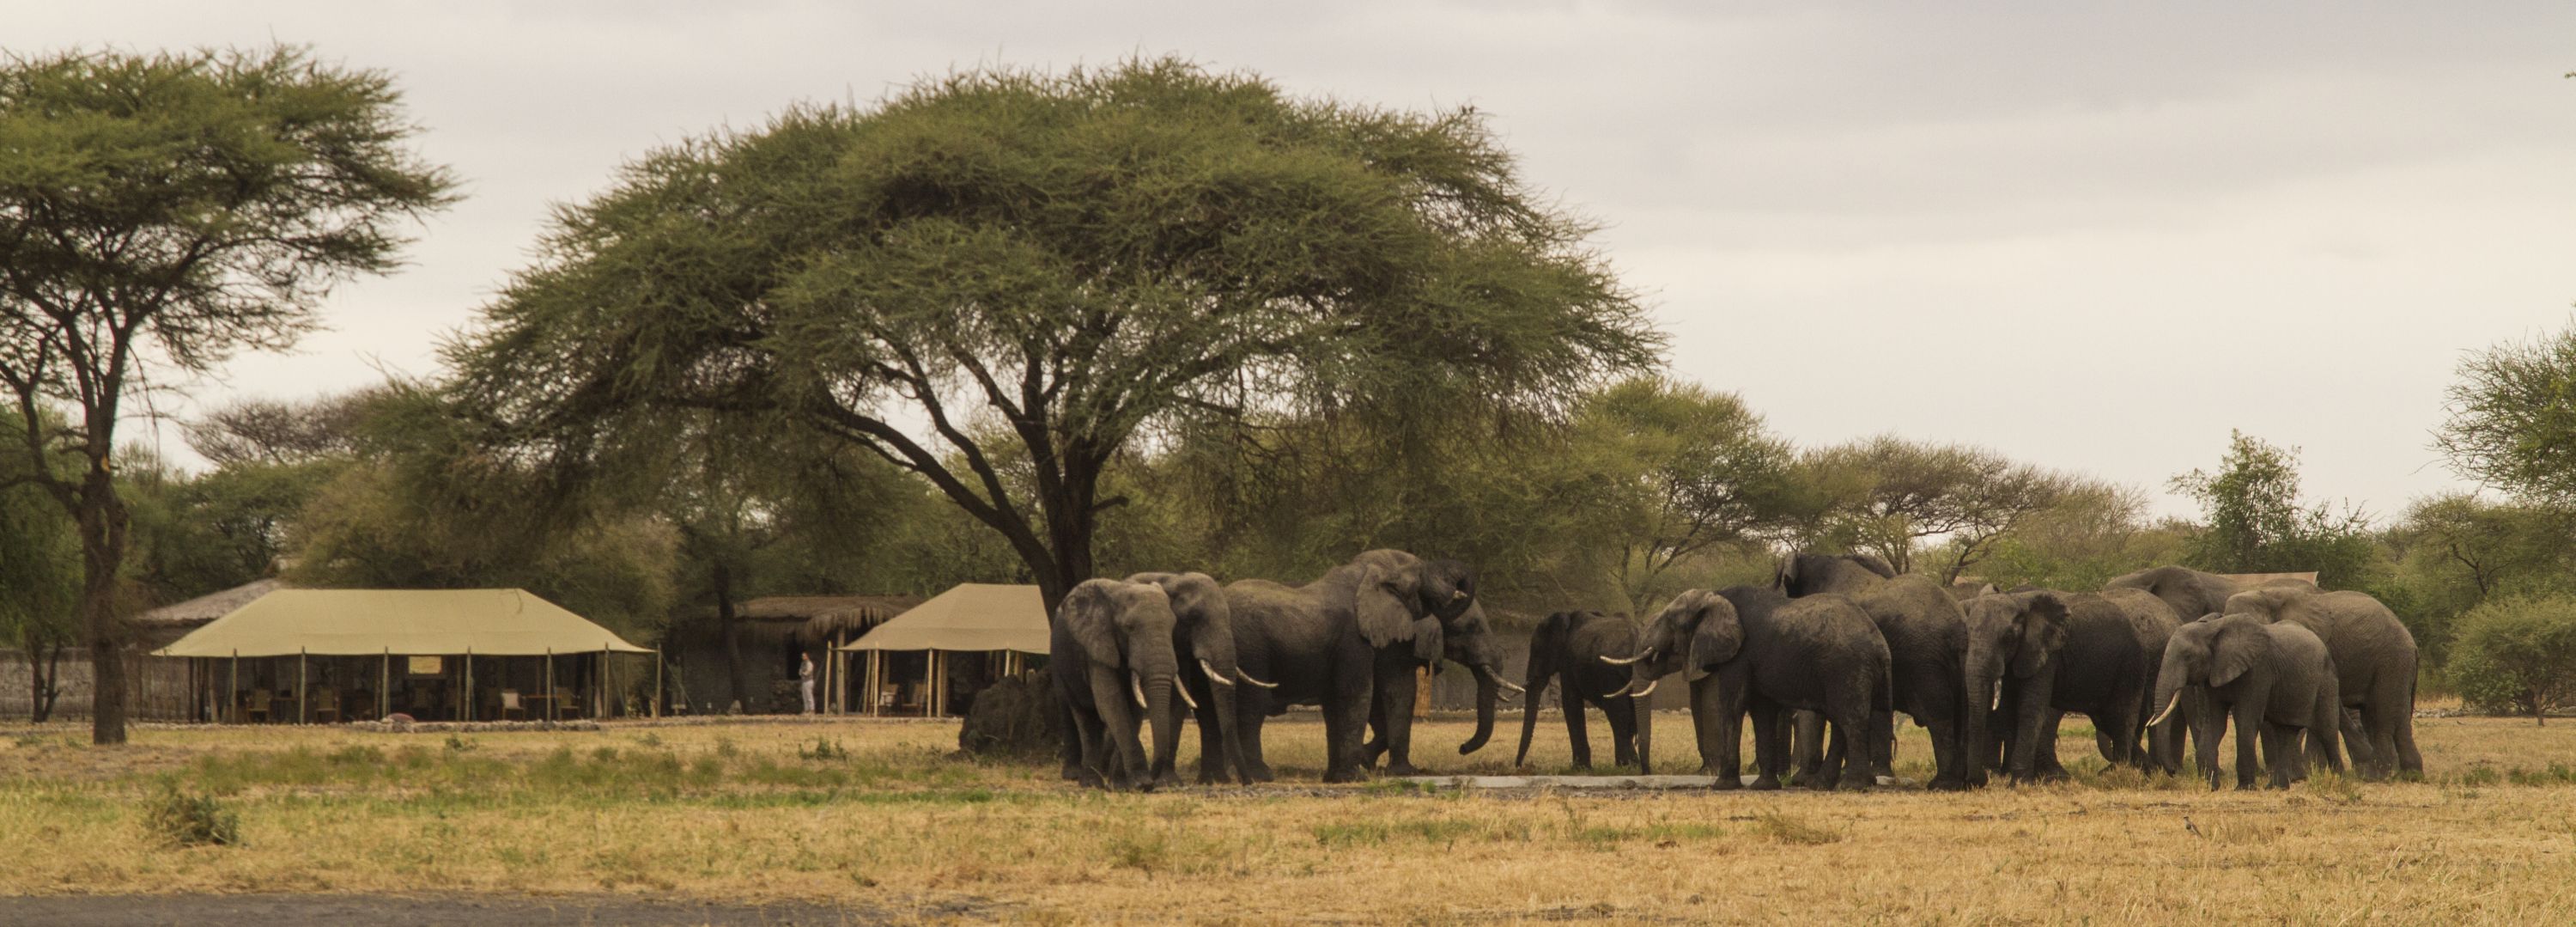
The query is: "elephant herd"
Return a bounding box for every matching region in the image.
[1048,552,2422,793]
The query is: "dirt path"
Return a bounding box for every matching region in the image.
[0,893,987,926]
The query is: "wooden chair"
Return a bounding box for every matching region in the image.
[246,689,273,723]
[553,688,582,718]
[313,686,341,723]
[500,689,526,721]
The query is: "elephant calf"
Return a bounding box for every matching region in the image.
[1609,587,1890,790]
[2150,613,2344,790]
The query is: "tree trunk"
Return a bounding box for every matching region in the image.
[715,561,744,710]
[77,467,131,746]
[29,638,62,723]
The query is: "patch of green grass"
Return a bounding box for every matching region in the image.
[143,784,240,847]
[1312,816,1485,847]
[2305,770,2363,804]
[797,737,849,761]
[1753,809,1841,845]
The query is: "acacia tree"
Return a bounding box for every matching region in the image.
[2170,430,2375,587]
[1581,376,1805,613]
[2437,320,2576,504]
[448,58,1660,609]
[1801,436,2087,581]
[0,47,453,742]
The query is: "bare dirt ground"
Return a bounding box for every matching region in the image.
[3,709,2573,924]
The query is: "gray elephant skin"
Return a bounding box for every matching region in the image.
[1364,600,1517,771]
[2149,613,2344,790]
[1125,571,1273,785]
[1220,549,1490,783]
[2105,565,2313,629]
[1050,578,1187,790]
[1515,609,1645,770]
[1963,589,2178,784]
[2223,585,2422,778]
[1776,552,1975,790]
[1609,587,1891,790]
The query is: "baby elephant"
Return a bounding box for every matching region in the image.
[2148,613,2343,790]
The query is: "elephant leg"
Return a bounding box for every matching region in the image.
[1320,651,1373,784]
[1055,694,1086,782]
[1362,689,1390,769]
[2372,674,2412,779]
[1868,707,1897,781]
[1748,700,1786,790]
[1375,656,1422,777]
[2263,723,2300,790]
[2230,699,2264,790]
[1814,717,1845,792]
[1789,710,1825,784]
[1564,688,1595,770]
[1606,696,1637,769]
[1923,705,1967,791]
[1084,665,1148,790]
[1239,703,1277,784]
[1069,702,1109,790]
[1694,680,1740,789]
[2032,710,2071,782]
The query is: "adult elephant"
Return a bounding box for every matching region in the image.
[1514,610,1643,770]
[2148,613,2344,790]
[1962,589,2175,784]
[1605,587,1890,790]
[2105,565,2313,630]
[1049,578,1186,790]
[1776,552,1974,790]
[1126,571,1273,785]
[1222,550,1484,783]
[2223,585,2421,778]
[1363,600,1520,771]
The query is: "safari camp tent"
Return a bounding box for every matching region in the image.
[836,583,1047,717]
[2,578,285,722]
[661,594,919,715]
[155,589,655,723]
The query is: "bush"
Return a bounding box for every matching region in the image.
[2448,595,2576,723]
[144,784,240,847]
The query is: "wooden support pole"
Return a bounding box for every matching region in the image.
[545,650,556,723]
[653,650,663,718]
[298,648,308,724]
[228,651,239,724]
[463,647,473,723]
[381,650,391,720]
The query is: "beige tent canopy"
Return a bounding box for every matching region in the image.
[157,589,649,657]
[835,583,1047,717]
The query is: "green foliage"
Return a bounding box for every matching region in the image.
[1965,487,2190,591]
[1800,436,2101,582]
[2447,595,2576,723]
[2171,431,2379,589]
[143,784,240,847]
[1577,376,1807,613]
[285,385,677,641]
[2383,493,2576,663]
[445,56,1658,607]
[2437,320,2576,505]
[0,44,454,740]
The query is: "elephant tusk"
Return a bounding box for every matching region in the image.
[1629,678,1660,699]
[1497,679,1527,695]
[2146,691,2182,729]
[1235,669,1279,689]
[1199,658,1235,686]
[1131,674,1149,710]
[1173,679,1199,710]
[1599,653,1648,666]
[1605,680,1633,698]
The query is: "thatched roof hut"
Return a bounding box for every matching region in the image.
[729,595,923,646]
[129,578,289,649]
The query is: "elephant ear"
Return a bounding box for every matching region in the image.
[1412,615,1445,664]
[1686,593,1744,681]
[2010,592,2069,678]
[1772,555,1798,591]
[1356,564,1419,650]
[2212,619,2270,686]
[1060,581,1127,668]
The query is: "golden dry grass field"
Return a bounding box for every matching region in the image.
[3,709,2574,924]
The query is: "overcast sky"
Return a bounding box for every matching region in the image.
[17,3,2576,520]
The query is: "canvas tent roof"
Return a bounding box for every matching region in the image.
[155,589,650,658]
[838,583,1047,655]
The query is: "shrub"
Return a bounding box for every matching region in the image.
[2447,595,2576,724]
[144,784,240,847]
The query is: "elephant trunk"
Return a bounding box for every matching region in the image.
[1633,688,1653,776]
[1210,675,1246,784]
[1460,664,1501,754]
[1965,668,2000,784]
[1515,659,1552,767]
[1142,673,1180,790]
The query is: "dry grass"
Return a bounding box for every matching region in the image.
[1,711,2573,924]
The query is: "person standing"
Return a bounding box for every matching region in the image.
[799,653,817,715]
